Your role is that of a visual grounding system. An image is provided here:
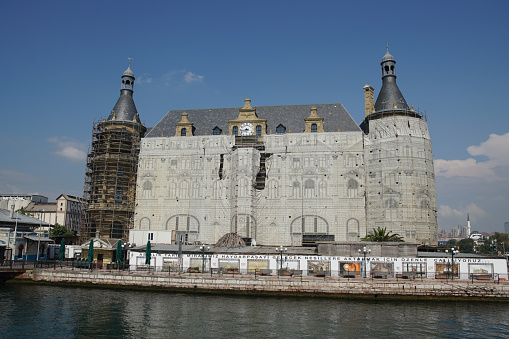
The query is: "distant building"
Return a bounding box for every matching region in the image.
[505,222,509,234]
[24,194,84,234]
[0,194,48,211]
[0,208,52,260]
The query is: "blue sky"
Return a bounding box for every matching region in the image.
[1,1,508,233]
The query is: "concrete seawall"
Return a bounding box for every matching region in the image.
[16,269,509,301]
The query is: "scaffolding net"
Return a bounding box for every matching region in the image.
[80,119,145,243]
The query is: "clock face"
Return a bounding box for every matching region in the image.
[239,122,254,136]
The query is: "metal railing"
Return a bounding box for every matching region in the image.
[13,262,507,284]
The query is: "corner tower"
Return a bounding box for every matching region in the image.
[363,49,438,245]
[81,64,147,243]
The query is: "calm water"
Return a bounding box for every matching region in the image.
[1,284,508,338]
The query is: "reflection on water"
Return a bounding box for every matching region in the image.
[0,284,508,338]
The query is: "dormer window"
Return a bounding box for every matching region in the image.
[213,126,222,135]
[276,124,286,134]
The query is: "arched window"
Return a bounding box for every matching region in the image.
[213,180,222,199]
[276,124,286,134]
[347,219,359,241]
[140,217,150,230]
[292,181,301,198]
[311,124,317,133]
[232,126,238,136]
[143,181,152,199]
[256,125,262,136]
[181,128,187,136]
[213,126,222,135]
[385,198,398,220]
[268,180,278,199]
[347,179,359,198]
[304,179,315,198]
[179,181,189,198]
[318,181,327,198]
[169,182,177,199]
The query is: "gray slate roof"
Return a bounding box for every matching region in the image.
[108,91,141,123]
[146,102,361,138]
[374,76,409,112]
[0,209,50,227]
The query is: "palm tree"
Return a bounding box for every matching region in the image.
[361,227,404,242]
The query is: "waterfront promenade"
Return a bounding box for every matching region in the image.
[12,267,509,301]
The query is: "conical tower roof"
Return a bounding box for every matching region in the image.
[374,49,409,112]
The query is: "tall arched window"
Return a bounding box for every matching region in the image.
[232,126,238,136]
[292,181,301,198]
[385,198,398,220]
[346,218,359,241]
[181,128,187,136]
[347,179,359,198]
[304,179,315,198]
[318,181,327,198]
[311,124,317,133]
[169,182,177,199]
[179,181,189,198]
[256,125,262,136]
[142,181,152,199]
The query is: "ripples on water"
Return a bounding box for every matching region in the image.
[1,284,508,338]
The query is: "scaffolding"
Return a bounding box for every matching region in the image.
[80,119,145,243]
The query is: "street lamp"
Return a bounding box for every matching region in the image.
[445,247,459,280]
[200,245,210,273]
[358,246,371,278]
[36,209,44,261]
[275,246,287,275]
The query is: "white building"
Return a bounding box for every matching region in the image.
[131,50,438,247]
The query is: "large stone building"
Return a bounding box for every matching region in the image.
[130,50,438,246]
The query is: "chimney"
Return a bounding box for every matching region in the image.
[363,85,375,117]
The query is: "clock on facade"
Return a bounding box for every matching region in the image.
[239,122,254,136]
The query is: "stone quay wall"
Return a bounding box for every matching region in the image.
[20,269,509,300]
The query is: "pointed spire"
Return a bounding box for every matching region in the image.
[374,47,409,112]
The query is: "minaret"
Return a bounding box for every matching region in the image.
[467,214,471,236]
[81,62,146,243]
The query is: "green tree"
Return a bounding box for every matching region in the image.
[456,238,475,253]
[50,224,73,237]
[361,227,404,242]
[446,239,457,248]
[478,233,508,255]
[17,207,34,217]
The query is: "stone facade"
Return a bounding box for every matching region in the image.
[131,50,438,246]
